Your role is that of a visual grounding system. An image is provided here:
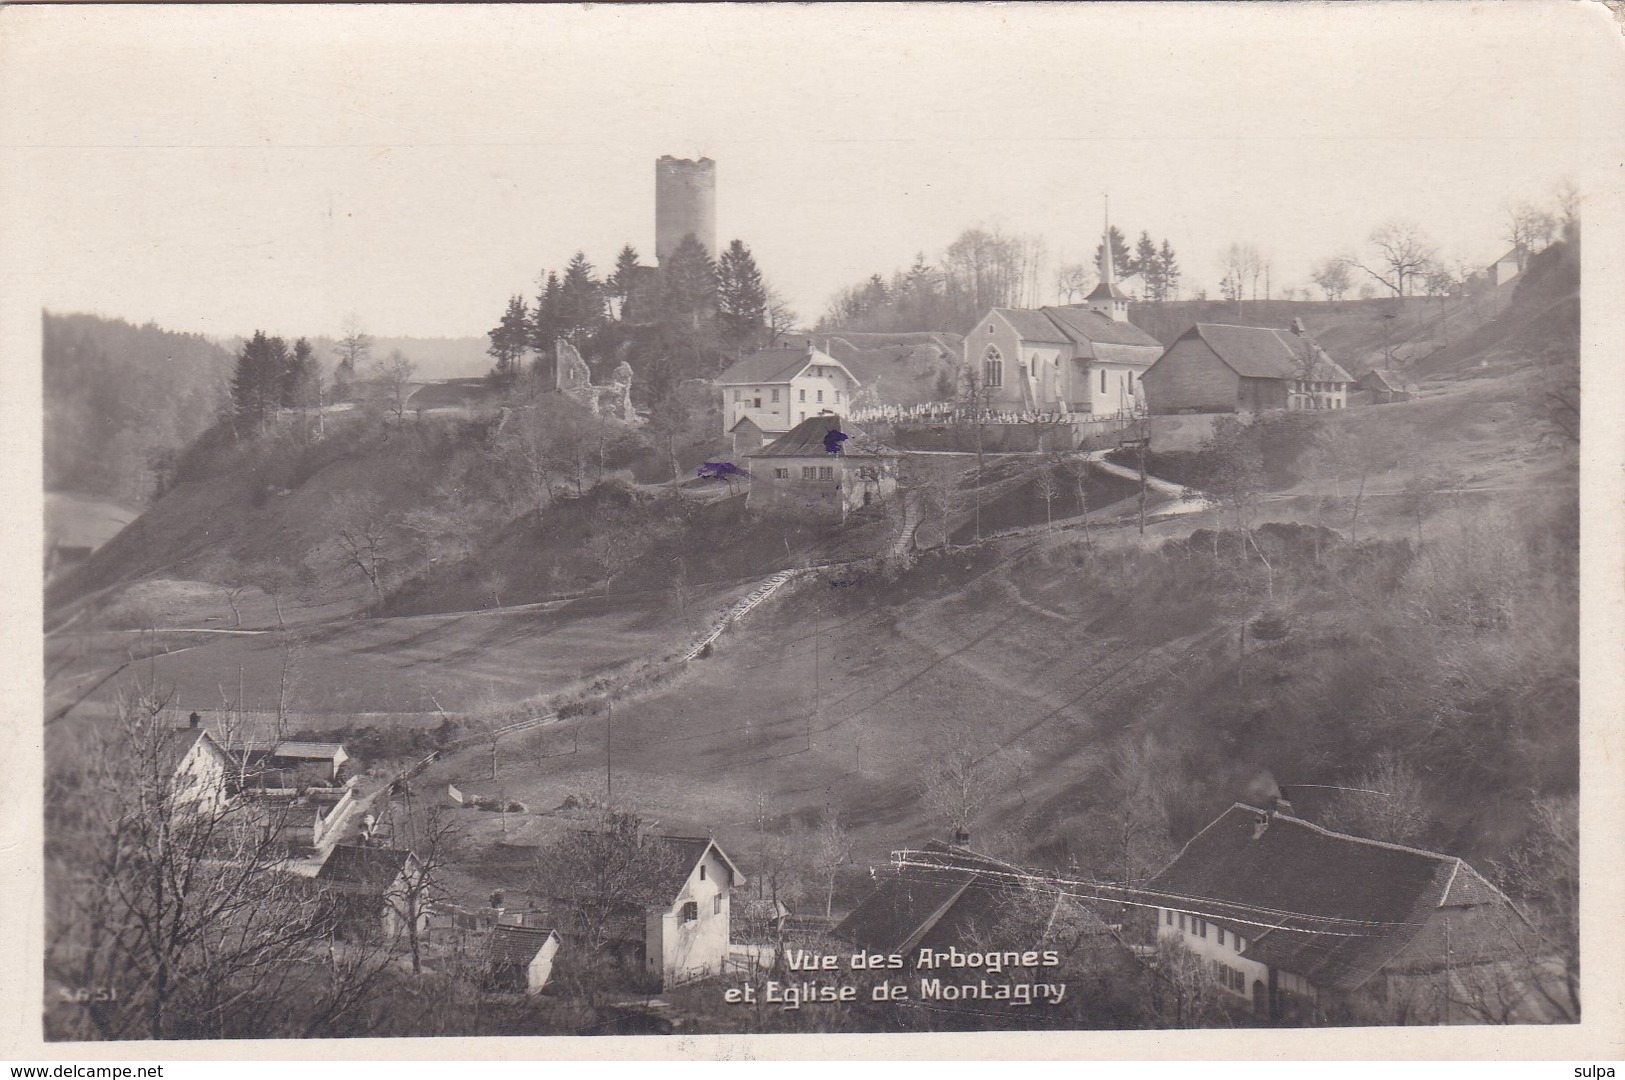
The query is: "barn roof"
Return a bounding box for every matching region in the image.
[834,840,1106,956]
[746,414,896,460]
[1183,324,1353,384]
[316,845,414,890]
[273,741,347,760]
[717,348,859,388]
[1357,368,1417,394]
[483,925,559,965]
[1145,803,1512,991]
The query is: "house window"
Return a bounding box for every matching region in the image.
[699,864,706,881]
[802,466,817,480]
[682,901,698,923]
[1178,913,1186,932]
[799,388,806,402]
[713,894,723,915]
[1165,910,1174,926]
[818,466,834,481]
[771,389,780,403]
[1197,918,1207,939]
[733,390,741,402]
[983,346,1004,388]
[815,389,823,403]
[1217,927,1225,946]
[1235,936,1245,953]
[835,390,841,403]
[774,468,789,479]
[1100,369,1107,394]
[753,397,762,409]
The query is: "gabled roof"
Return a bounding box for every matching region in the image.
[648,835,746,898]
[988,306,1162,351]
[746,414,896,460]
[716,348,859,388]
[1145,804,1512,992]
[1491,248,1522,267]
[728,415,764,436]
[834,840,1105,956]
[483,925,559,965]
[1357,368,1417,394]
[158,727,226,779]
[316,845,414,891]
[273,741,347,761]
[1178,324,1353,383]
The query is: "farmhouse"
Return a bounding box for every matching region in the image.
[716,343,861,437]
[481,925,562,994]
[159,716,236,814]
[744,414,898,521]
[1141,320,1353,415]
[1146,801,1542,1023]
[1355,368,1418,405]
[315,844,430,943]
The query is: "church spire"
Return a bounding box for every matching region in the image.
[1085,195,1131,322]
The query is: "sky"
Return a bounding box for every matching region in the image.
[2,2,1621,342]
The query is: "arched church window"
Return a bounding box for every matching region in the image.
[983,346,1003,388]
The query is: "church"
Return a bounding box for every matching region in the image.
[962,217,1164,416]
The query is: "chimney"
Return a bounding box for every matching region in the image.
[189,711,201,729]
[952,827,971,846]
[1251,811,1270,840]
[1290,318,1307,335]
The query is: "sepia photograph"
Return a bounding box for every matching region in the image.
[6,0,1624,1059]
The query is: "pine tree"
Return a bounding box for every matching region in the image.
[716,239,768,346]
[607,244,642,322]
[231,331,288,430]
[658,233,718,333]
[1135,231,1161,299]
[1158,239,1181,301]
[556,251,605,343]
[487,295,530,385]
[281,337,317,407]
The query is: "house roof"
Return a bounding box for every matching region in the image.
[1491,248,1522,267]
[1357,368,1417,393]
[483,925,559,965]
[273,741,347,760]
[1145,803,1511,992]
[316,845,414,890]
[728,415,764,436]
[834,840,1105,955]
[158,727,222,778]
[646,835,746,898]
[716,348,859,388]
[746,414,896,460]
[1181,324,1353,383]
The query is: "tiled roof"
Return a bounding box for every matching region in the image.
[273,741,347,760]
[1358,369,1417,394]
[1186,324,1353,383]
[483,925,558,965]
[993,309,1071,344]
[746,414,896,460]
[1040,306,1164,349]
[1145,804,1511,992]
[158,727,211,778]
[646,835,744,898]
[717,348,858,388]
[316,845,413,890]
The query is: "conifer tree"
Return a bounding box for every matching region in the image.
[1095,226,1135,281]
[658,233,718,333]
[716,239,768,346]
[487,294,531,385]
[1158,239,1181,301]
[281,337,317,407]
[556,251,605,342]
[607,244,642,322]
[231,331,289,430]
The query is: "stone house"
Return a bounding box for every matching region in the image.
[744,414,898,521]
[716,344,861,437]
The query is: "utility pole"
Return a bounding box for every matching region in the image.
[605,696,613,803]
[1137,432,1149,537]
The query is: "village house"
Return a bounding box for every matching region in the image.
[481,925,562,994]
[1145,800,1544,1024]
[1140,320,1353,415]
[160,714,236,814]
[744,414,898,521]
[716,344,861,437]
[962,224,1164,416]
[314,844,431,943]
[236,740,351,791]
[642,836,745,989]
[1486,247,1523,287]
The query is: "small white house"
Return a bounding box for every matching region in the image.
[482,925,562,994]
[716,344,861,436]
[160,720,235,814]
[643,836,745,988]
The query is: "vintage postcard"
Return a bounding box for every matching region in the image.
[3,0,1623,1062]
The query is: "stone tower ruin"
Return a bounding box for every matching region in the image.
[655,155,716,265]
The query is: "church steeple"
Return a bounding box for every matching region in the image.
[1085,196,1131,323]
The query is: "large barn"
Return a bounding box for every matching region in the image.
[1140,320,1353,415]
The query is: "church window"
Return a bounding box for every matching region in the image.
[983,346,1004,388]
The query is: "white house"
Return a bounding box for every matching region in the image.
[643,836,744,988]
[315,844,431,943]
[716,344,861,436]
[160,719,235,814]
[482,925,562,994]
[744,414,898,521]
[1146,800,1536,1023]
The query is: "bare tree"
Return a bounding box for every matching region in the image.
[1055,261,1093,304]
[919,731,1005,842]
[1503,200,1558,268]
[1319,752,1432,846]
[331,492,391,601]
[1034,460,1059,531]
[1357,220,1439,298]
[377,802,457,976]
[800,809,854,918]
[374,349,417,426]
[1311,256,1354,300]
[765,285,799,347]
[333,315,372,395]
